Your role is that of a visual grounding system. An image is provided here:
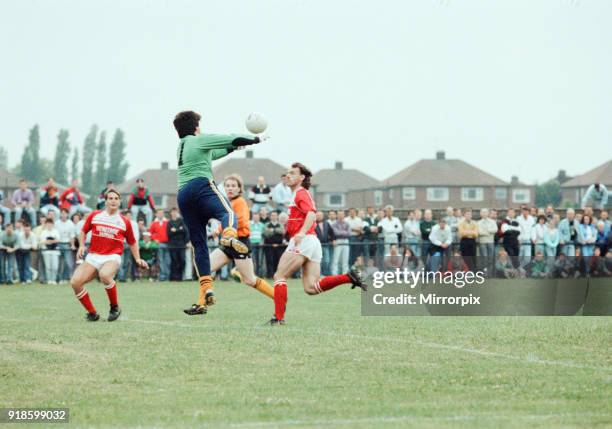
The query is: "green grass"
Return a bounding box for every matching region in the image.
[0,280,611,429]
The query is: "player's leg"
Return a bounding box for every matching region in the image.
[233,258,274,299]
[208,181,248,255]
[70,262,100,321]
[98,260,121,321]
[269,251,306,324]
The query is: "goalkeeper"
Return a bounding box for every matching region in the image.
[173,110,266,315]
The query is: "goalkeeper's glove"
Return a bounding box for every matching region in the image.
[231,135,269,147]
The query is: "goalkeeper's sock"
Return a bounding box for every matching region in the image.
[253,277,274,299]
[197,275,213,306]
[273,280,288,321]
[313,274,351,294]
[104,282,118,306]
[75,288,97,314]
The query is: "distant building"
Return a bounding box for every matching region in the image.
[561,159,612,207]
[346,151,534,210]
[312,162,381,210]
[212,150,287,190]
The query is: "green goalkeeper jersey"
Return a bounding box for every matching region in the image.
[176,133,248,190]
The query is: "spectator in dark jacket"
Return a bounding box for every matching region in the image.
[315,211,335,275]
[501,208,521,267]
[128,178,156,225]
[167,208,189,281]
[263,211,284,278]
[40,177,61,218]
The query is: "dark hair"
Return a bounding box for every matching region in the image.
[291,162,312,190]
[105,188,121,200]
[537,215,547,223]
[45,219,54,225]
[173,111,201,138]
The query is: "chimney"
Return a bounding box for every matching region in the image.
[334,161,343,170]
[557,169,568,183]
[161,162,169,170]
[435,151,445,160]
[511,175,519,185]
[246,150,254,159]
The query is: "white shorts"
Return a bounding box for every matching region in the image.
[84,253,122,270]
[286,235,322,263]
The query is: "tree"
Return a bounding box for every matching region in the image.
[107,128,129,184]
[53,129,71,185]
[71,148,79,182]
[0,146,8,171]
[81,125,98,196]
[94,131,107,192]
[535,180,562,207]
[19,125,43,182]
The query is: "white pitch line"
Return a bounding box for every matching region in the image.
[126,318,612,372]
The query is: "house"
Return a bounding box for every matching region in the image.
[346,151,534,210]
[212,150,287,190]
[118,162,178,209]
[560,159,612,208]
[312,162,381,210]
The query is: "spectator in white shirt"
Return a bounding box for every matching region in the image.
[248,176,272,214]
[39,219,61,284]
[55,208,77,283]
[477,208,498,275]
[517,206,535,267]
[581,183,609,210]
[378,205,402,255]
[346,208,364,266]
[531,215,548,256]
[428,218,452,272]
[17,223,37,283]
[403,210,421,258]
[271,174,293,213]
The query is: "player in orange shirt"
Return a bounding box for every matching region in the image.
[189,174,274,313]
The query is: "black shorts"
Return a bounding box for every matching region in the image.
[221,236,252,260]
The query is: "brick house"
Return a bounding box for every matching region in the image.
[561,159,612,208]
[312,162,381,210]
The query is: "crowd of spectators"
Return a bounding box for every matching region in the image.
[0,175,610,284]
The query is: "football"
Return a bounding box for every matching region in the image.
[245,112,267,134]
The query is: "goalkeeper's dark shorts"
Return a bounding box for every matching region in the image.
[221,236,252,260]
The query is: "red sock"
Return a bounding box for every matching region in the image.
[105,282,118,306]
[273,281,288,321]
[314,274,351,293]
[75,289,97,314]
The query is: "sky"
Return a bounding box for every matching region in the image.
[1,0,611,185]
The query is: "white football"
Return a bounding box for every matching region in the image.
[245,112,267,134]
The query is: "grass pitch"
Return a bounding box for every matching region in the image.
[0,280,611,429]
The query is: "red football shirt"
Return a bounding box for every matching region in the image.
[286,187,316,238]
[82,210,136,255]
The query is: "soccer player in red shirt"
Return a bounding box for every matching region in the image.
[269,163,367,325]
[70,189,148,322]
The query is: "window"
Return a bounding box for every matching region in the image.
[426,187,449,202]
[374,190,383,207]
[388,188,394,199]
[402,187,416,200]
[494,187,508,200]
[512,189,531,203]
[461,187,483,202]
[326,193,345,207]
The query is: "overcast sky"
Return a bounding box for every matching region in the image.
[1,0,611,185]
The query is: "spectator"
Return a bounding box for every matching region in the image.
[572,247,586,278]
[40,177,59,217]
[375,209,386,267]
[263,211,285,278]
[16,223,36,283]
[149,209,170,281]
[544,218,560,261]
[327,210,337,224]
[378,205,402,254]
[403,210,421,258]
[315,211,335,276]
[39,219,60,284]
[447,249,469,274]
[346,208,364,266]
[496,249,522,279]
[552,253,573,278]
[528,251,549,278]
[477,208,498,276]
[167,207,189,281]
[250,212,265,277]
[420,209,436,262]
[363,258,378,279]
[12,179,37,226]
[501,208,521,268]
[59,179,92,216]
[249,176,272,214]
[383,244,402,271]
[595,221,609,255]
[96,180,115,210]
[531,215,548,256]
[589,247,610,277]
[128,178,156,225]
[577,214,597,274]
[258,206,270,224]
[330,210,351,275]
[271,174,292,212]
[362,206,379,261]
[55,208,76,284]
[458,209,478,271]
[138,232,159,281]
[601,210,610,235]
[517,206,535,267]
[402,247,423,273]
[558,208,578,257]
[581,183,609,209]
[0,191,11,228]
[119,211,140,282]
[443,206,459,244]
[428,218,452,272]
[1,224,19,284]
